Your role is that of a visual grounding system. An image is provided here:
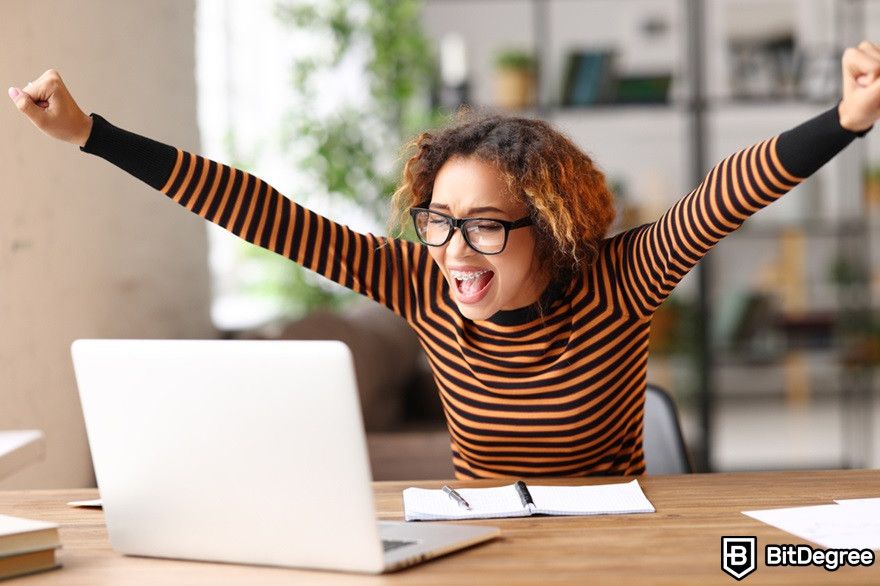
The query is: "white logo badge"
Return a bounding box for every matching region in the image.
[722,536,757,580]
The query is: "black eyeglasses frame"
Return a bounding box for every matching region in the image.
[408,201,533,255]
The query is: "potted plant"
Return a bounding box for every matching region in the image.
[863,165,880,206]
[227,0,446,320]
[493,49,537,110]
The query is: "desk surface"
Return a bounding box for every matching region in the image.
[0,469,877,585]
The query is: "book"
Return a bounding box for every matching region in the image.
[561,50,616,106]
[613,74,672,104]
[0,514,62,580]
[0,548,61,581]
[403,479,655,521]
[0,514,61,557]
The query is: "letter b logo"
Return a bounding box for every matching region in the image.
[721,536,757,580]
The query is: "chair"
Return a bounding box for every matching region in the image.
[643,384,693,474]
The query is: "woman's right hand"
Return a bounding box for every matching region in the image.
[8,69,93,147]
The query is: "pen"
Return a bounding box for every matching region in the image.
[442,485,472,510]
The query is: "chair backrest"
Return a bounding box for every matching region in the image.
[643,383,693,474]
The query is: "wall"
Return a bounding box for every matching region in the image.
[0,0,216,488]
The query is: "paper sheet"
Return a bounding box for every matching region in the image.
[66,499,103,508]
[743,502,880,550]
[834,498,880,509]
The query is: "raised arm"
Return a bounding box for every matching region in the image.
[9,70,423,323]
[610,42,880,318]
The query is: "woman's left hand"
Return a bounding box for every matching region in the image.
[838,41,880,133]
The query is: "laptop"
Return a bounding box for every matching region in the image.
[70,338,499,574]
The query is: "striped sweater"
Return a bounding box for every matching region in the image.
[80,105,867,478]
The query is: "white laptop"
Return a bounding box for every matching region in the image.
[70,338,499,574]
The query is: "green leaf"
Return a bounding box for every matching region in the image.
[238,0,444,312]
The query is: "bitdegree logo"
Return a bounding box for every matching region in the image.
[766,544,875,571]
[721,536,876,580]
[722,537,757,580]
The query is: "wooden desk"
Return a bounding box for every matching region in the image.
[0,470,877,584]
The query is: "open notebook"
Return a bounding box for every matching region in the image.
[403,479,655,521]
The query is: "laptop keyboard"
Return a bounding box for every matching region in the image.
[382,539,416,552]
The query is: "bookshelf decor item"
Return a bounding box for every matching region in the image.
[493,49,537,110]
[561,49,616,107]
[613,73,672,104]
[438,32,471,111]
[798,47,843,102]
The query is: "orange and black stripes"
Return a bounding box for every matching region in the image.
[615,136,804,318]
[154,148,421,322]
[79,106,866,479]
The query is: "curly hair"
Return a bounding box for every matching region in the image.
[388,105,616,284]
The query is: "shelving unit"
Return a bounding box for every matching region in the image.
[422,0,878,471]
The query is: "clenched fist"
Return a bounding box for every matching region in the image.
[8,69,93,147]
[839,41,880,133]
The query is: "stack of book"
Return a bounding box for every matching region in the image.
[0,514,62,580]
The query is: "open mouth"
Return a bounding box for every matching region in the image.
[452,270,495,304]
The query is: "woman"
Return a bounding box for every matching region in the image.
[8,42,880,479]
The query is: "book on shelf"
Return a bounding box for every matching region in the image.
[0,514,62,580]
[561,49,617,107]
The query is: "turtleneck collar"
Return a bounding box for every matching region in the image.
[479,275,570,327]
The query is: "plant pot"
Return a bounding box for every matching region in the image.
[494,68,535,110]
[865,178,880,206]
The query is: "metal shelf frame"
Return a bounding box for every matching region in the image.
[428,0,876,471]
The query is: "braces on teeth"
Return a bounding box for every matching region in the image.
[452,270,489,281]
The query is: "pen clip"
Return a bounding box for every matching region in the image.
[515,480,534,509]
[442,485,472,510]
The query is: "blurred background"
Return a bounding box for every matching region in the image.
[1,0,879,488]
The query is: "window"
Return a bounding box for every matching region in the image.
[195,0,382,331]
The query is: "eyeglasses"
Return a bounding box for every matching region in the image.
[409,201,533,255]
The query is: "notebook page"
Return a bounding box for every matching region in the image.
[403,484,529,521]
[529,479,655,516]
